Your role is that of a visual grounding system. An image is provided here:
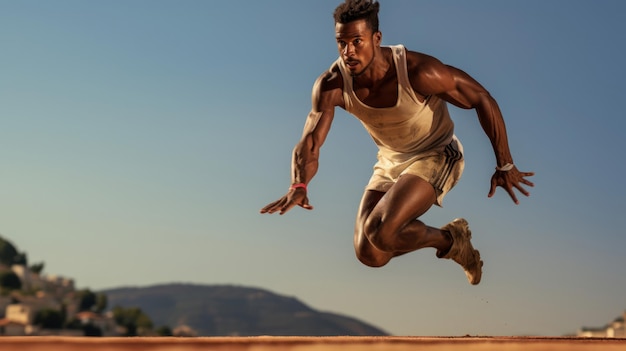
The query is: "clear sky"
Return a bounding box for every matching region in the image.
[1,0,625,337]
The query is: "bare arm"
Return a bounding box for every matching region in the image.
[410,54,534,204]
[438,68,513,168]
[261,69,342,214]
[291,78,335,187]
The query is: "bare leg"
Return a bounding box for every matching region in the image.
[353,174,452,267]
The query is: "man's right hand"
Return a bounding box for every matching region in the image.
[260,188,313,215]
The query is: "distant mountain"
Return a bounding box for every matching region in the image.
[100,283,388,336]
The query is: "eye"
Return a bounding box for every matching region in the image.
[354,38,362,45]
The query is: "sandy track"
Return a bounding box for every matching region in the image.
[1,336,625,351]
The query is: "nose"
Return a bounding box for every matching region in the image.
[343,43,355,57]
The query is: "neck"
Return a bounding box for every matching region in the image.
[352,47,390,87]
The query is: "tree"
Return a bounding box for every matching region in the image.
[77,289,97,312]
[112,306,154,336]
[83,323,103,337]
[95,293,108,313]
[136,312,154,331]
[64,317,103,337]
[29,262,45,275]
[0,271,22,293]
[34,309,64,329]
[156,325,173,336]
[12,252,27,265]
[76,289,108,312]
[0,237,20,266]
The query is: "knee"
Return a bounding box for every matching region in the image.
[356,252,388,268]
[353,227,391,268]
[356,250,391,268]
[362,215,396,253]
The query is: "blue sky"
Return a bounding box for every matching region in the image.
[1,0,625,336]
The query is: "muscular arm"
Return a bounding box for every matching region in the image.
[409,52,534,203]
[435,67,513,168]
[261,69,343,214]
[292,74,337,187]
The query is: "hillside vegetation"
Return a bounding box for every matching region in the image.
[102,283,388,336]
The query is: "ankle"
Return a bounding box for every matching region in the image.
[436,230,453,258]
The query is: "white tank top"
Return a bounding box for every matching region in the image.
[334,45,455,162]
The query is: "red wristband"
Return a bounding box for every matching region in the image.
[290,183,307,191]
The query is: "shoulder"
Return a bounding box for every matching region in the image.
[312,62,344,110]
[404,49,450,77]
[404,48,456,95]
[315,62,343,92]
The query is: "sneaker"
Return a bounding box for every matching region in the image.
[439,218,483,285]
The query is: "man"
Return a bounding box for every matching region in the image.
[260,0,534,285]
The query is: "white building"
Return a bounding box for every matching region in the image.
[607,314,625,338]
[11,265,44,291]
[5,304,37,325]
[578,310,626,338]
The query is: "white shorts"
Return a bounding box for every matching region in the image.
[365,136,465,206]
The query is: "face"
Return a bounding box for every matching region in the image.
[335,19,381,77]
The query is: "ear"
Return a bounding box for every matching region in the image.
[373,31,382,46]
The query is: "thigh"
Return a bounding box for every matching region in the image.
[355,189,385,232]
[353,175,437,264]
[370,174,437,228]
[354,174,437,238]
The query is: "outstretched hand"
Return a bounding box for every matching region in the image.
[488,166,535,204]
[260,188,313,215]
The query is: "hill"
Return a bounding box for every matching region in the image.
[100,283,388,336]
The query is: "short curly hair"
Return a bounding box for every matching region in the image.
[333,0,380,33]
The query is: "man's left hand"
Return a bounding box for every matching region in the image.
[488,166,535,204]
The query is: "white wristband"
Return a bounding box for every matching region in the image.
[496,163,514,171]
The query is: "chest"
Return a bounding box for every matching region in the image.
[353,72,399,108]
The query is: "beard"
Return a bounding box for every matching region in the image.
[347,49,376,77]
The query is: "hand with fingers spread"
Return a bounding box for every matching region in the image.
[260,185,313,215]
[488,165,535,204]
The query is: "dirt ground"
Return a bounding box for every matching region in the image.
[1,336,625,351]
